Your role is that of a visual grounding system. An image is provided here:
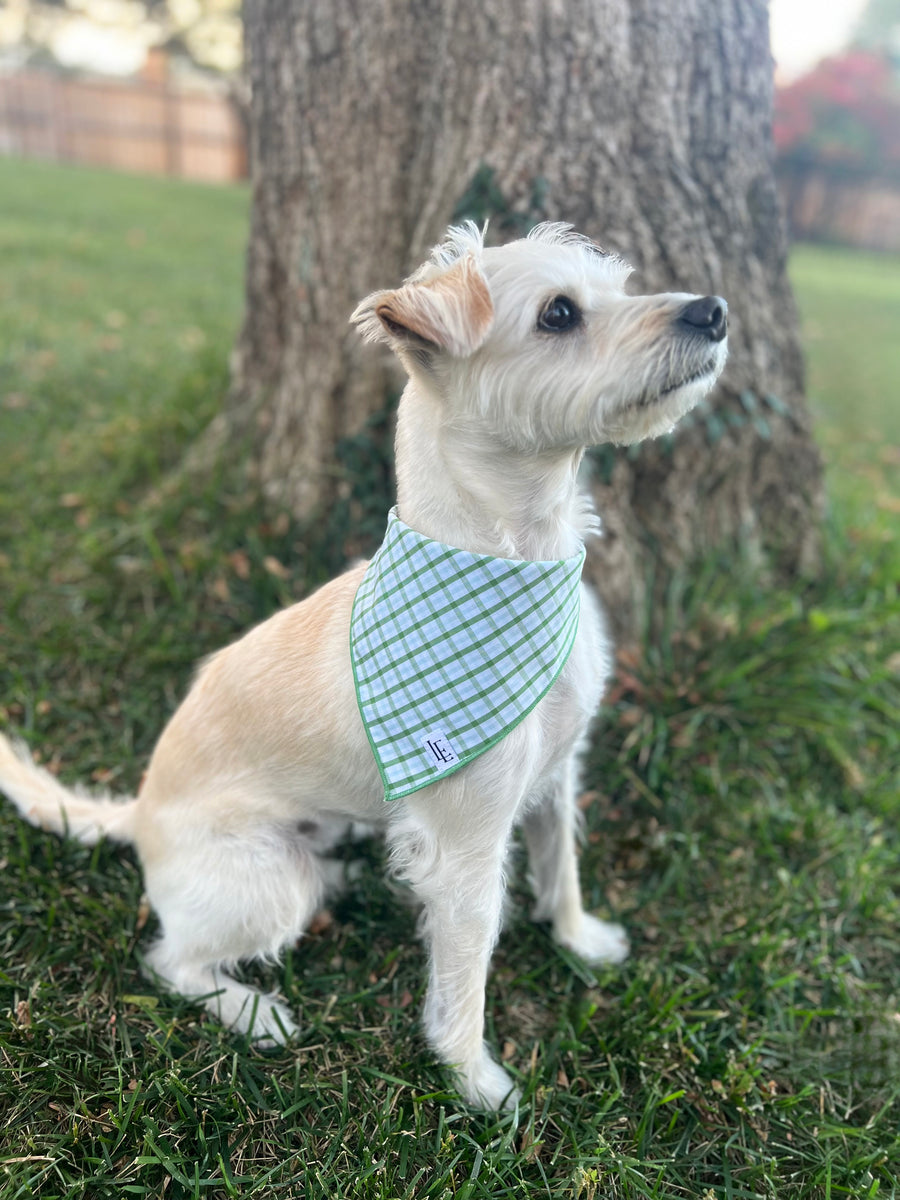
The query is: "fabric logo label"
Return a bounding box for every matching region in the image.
[422,733,459,769]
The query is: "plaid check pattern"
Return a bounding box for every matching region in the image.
[350,507,585,801]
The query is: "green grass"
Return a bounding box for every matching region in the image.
[790,243,900,541]
[790,244,900,442]
[1,158,899,1199]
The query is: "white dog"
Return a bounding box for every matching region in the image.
[0,222,727,1110]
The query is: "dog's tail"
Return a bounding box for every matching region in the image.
[0,732,138,846]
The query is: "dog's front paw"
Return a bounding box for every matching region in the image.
[558,913,629,966]
[454,1054,520,1112]
[241,995,299,1047]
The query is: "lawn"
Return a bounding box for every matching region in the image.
[790,242,900,543]
[1,158,898,1200]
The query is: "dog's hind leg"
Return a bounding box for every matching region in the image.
[523,759,629,965]
[142,942,299,1044]
[138,812,327,1043]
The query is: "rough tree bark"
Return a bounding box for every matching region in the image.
[216,0,824,638]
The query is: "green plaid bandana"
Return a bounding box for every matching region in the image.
[350,507,585,801]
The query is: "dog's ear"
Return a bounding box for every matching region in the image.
[352,253,494,358]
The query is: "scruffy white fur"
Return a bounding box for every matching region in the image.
[0,222,727,1110]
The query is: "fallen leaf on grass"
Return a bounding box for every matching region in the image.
[308,909,334,935]
[263,555,290,579]
[209,576,231,603]
[115,555,144,576]
[376,990,413,1010]
[670,722,696,749]
[616,644,642,669]
[841,756,866,791]
[228,549,251,579]
[519,1127,542,1162]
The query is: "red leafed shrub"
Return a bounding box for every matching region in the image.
[774,50,900,174]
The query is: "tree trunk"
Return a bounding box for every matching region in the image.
[221,0,824,638]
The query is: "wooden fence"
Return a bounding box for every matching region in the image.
[0,67,246,183]
[778,162,900,254]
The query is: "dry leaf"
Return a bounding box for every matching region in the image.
[519,1127,541,1162]
[228,550,251,580]
[263,555,289,579]
[136,895,152,933]
[616,644,642,669]
[308,909,334,935]
[210,576,230,603]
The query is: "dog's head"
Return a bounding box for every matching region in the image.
[352,222,727,451]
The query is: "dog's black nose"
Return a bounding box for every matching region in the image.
[678,295,728,342]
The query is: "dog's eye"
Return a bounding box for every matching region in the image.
[538,296,581,333]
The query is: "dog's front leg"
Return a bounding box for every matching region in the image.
[389,799,520,1111]
[524,758,629,965]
